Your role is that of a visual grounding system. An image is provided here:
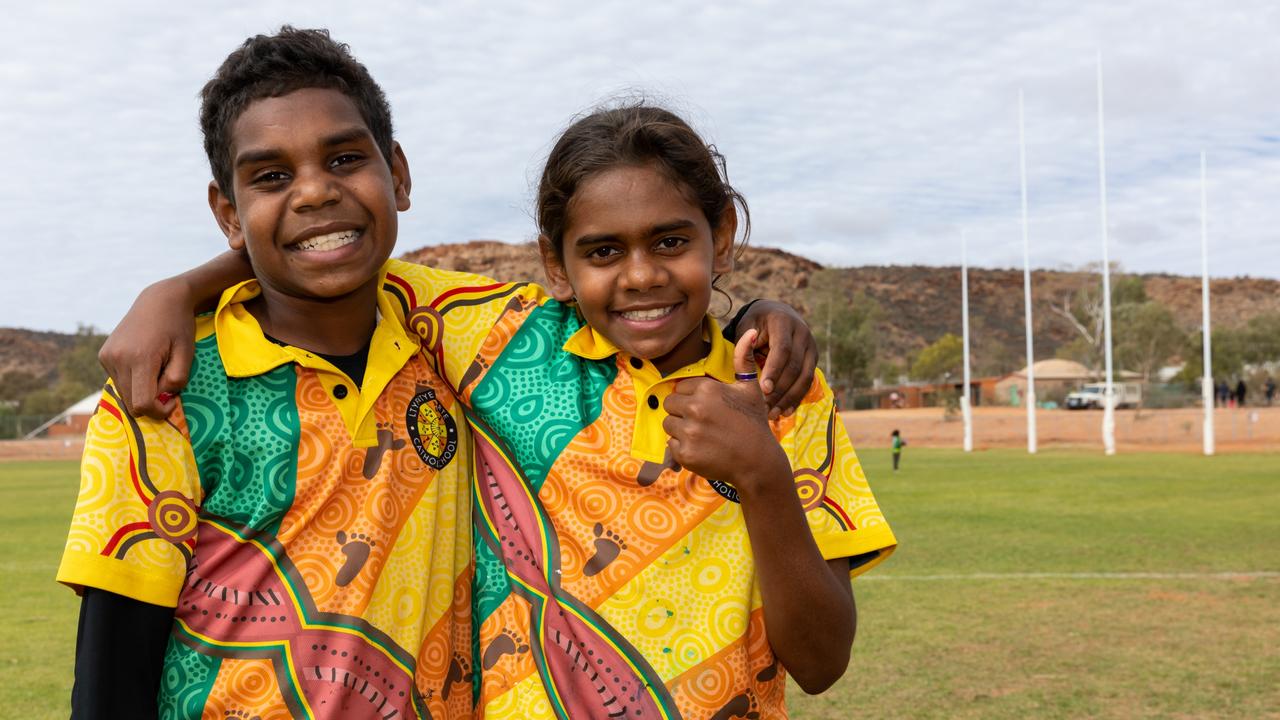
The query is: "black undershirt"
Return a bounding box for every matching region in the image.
[266,333,372,387]
[71,337,373,716]
[71,588,173,719]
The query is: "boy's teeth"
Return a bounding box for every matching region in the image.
[621,307,674,321]
[295,229,360,252]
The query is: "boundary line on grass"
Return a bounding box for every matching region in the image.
[861,571,1279,581]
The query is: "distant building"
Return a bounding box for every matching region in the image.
[24,392,99,439]
[855,376,1001,410]
[993,359,1141,406]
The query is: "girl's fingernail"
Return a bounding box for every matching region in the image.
[157,392,175,404]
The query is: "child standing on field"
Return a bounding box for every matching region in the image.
[396,104,897,718]
[891,429,906,471]
[56,28,477,719]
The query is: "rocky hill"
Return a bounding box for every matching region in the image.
[0,328,79,381]
[402,241,1279,373]
[4,241,1276,384]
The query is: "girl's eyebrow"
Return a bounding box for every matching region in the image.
[572,219,697,248]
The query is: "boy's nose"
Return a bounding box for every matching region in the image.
[291,170,341,211]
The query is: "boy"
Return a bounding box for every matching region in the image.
[57,28,475,719]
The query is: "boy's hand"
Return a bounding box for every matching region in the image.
[734,300,817,419]
[663,330,791,496]
[98,278,196,419]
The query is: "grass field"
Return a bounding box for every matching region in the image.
[3,450,1277,718]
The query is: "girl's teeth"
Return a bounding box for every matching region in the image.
[621,307,673,321]
[295,229,360,252]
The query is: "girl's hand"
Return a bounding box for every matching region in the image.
[662,330,791,497]
[98,250,253,419]
[98,278,197,419]
[733,301,817,420]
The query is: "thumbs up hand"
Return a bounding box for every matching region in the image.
[661,330,792,499]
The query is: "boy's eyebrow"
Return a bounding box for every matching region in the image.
[233,126,376,169]
[572,219,697,247]
[319,126,375,149]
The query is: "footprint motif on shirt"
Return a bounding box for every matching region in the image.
[362,422,407,479]
[583,522,627,577]
[710,690,760,720]
[482,628,530,670]
[335,530,375,587]
[441,652,472,701]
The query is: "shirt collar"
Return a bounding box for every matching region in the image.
[561,316,737,384]
[214,263,419,378]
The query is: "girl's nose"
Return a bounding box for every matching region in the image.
[622,255,667,291]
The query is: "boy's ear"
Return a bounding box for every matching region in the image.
[712,205,737,275]
[537,235,575,302]
[391,141,411,211]
[208,181,244,250]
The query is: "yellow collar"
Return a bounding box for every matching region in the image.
[212,263,420,379]
[560,316,736,383]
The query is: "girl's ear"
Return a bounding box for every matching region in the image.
[209,181,244,251]
[538,235,575,302]
[712,205,737,275]
[390,141,412,211]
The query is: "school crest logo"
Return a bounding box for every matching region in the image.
[406,387,458,470]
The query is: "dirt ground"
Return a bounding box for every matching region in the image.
[842,405,1280,453]
[0,438,85,462]
[2,406,1276,462]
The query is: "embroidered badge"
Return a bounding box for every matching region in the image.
[406,387,458,470]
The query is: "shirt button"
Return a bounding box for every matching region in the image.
[647,394,659,409]
[630,357,644,370]
[333,384,349,399]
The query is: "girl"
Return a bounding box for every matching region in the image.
[416,104,897,718]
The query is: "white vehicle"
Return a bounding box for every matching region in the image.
[1065,382,1142,410]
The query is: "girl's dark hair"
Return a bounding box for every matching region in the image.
[200,26,394,203]
[536,103,751,260]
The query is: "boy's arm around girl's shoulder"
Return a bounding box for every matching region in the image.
[383,259,557,390]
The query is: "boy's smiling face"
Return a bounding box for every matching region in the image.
[543,164,735,375]
[210,87,410,304]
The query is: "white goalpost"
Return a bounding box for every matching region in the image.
[1096,52,1117,456]
[1018,90,1038,454]
[961,229,973,452]
[1200,152,1215,456]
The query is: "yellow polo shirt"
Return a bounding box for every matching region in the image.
[382,263,896,719]
[57,265,474,719]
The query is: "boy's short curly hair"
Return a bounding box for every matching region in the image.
[200,26,394,203]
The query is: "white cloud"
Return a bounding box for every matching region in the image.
[2,0,1277,332]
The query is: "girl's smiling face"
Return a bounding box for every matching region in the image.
[542,164,736,375]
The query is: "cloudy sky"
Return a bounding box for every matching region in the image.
[4,0,1278,332]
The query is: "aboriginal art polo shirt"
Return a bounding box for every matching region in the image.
[382,260,897,720]
[57,266,474,720]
